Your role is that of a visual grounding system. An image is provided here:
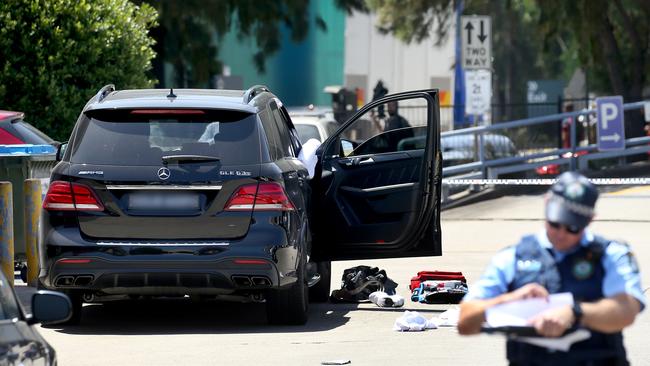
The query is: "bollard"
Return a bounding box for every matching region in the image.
[24,179,42,287]
[0,182,14,286]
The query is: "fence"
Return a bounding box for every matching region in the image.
[440,100,650,181]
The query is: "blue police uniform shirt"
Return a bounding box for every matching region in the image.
[464,229,646,310]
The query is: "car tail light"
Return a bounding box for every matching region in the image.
[232,259,269,265]
[57,259,92,264]
[43,181,104,211]
[225,182,295,211]
[130,109,205,115]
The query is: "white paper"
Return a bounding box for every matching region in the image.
[485,292,592,351]
[485,292,574,327]
[433,306,460,327]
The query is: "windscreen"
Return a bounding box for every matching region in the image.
[295,124,321,143]
[70,109,260,166]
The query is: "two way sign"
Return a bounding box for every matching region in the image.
[596,96,625,151]
[461,16,491,70]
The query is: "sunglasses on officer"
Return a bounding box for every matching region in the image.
[547,220,582,234]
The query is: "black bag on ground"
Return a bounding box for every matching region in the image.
[329,265,398,303]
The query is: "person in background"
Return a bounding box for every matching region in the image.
[560,103,574,149]
[457,171,645,366]
[384,101,411,132]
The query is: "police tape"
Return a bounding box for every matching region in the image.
[441,178,650,186]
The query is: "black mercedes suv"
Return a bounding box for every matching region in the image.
[39,85,443,325]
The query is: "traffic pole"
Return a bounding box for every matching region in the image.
[24,179,41,287]
[0,182,14,286]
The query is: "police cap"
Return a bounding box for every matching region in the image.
[545,172,598,231]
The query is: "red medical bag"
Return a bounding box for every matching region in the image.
[409,271,467,291]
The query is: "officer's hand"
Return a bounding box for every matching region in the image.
[507,283,548,303]
[529,305,574,338]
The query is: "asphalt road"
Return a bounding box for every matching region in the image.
[28,184,650,366]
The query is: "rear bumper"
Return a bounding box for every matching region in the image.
[42,255,288,296]
[39,229,302,296]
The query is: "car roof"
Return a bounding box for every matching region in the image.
[0,110,23,122]
[287,106,333,118]
[84,88,274,114]
[291,115,336,126]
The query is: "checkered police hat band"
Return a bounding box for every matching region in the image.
[551,192,595,217]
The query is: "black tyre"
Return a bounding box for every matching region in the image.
[266,259,309,325]
[59,293,83,325]
[19,265,27,283]
[308,261,331,303]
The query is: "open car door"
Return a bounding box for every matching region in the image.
[311,90,442,261]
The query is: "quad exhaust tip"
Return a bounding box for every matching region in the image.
[232,275,271,287]
[251,276,271,286]
[55,275,94,287]
[74,275,94,286]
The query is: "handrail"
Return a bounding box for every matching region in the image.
[441,100,650,178]
[95,84,115,103]
[243,85,270,104]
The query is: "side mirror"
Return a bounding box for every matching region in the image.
[340,139,354,157]
[29,290,72,325]
[56,142,68,161]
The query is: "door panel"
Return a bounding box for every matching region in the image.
[312,90,442,261]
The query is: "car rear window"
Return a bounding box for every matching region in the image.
[70,109,261,166]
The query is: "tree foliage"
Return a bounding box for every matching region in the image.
[364,0,455,46]
[536,0,650,102]
[0,0,158,141]
[344,0,650,133]
[138,0,323,87]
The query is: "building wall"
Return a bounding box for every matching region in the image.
[218,2,344,107]
[343,11,455,106]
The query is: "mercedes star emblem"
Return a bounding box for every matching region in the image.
[157,167,171,180]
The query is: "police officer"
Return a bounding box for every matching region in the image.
[457,172,645,365]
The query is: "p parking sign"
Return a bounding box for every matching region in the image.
[596,96,625,151]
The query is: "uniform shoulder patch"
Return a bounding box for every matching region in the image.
[625,252,640,274]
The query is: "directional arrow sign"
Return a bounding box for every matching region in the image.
[596,96,625,151]
[601,133,621,143]
[461,16,491,70]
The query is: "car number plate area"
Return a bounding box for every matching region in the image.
[128,192,200,211]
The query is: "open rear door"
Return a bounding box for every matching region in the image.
[311,90,442,261]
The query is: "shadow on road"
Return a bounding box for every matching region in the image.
[43,298,360,335]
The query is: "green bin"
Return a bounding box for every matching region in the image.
[0,150,57,263]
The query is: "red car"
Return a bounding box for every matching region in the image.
[535,151,588,175]
[0,110,57,146]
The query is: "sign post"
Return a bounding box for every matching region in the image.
[596,96,625,151]
[460,16,492,124]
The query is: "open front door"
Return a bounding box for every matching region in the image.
[311,90,442,261]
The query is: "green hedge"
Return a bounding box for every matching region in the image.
[0,0,158,141]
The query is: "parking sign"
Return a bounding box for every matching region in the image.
[465,70,491,115]
[596,96,625,151]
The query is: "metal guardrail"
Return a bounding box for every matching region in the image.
[441,101,650,180]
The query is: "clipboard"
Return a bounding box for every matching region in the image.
[481,325,539,337]
[481,325,579,338]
